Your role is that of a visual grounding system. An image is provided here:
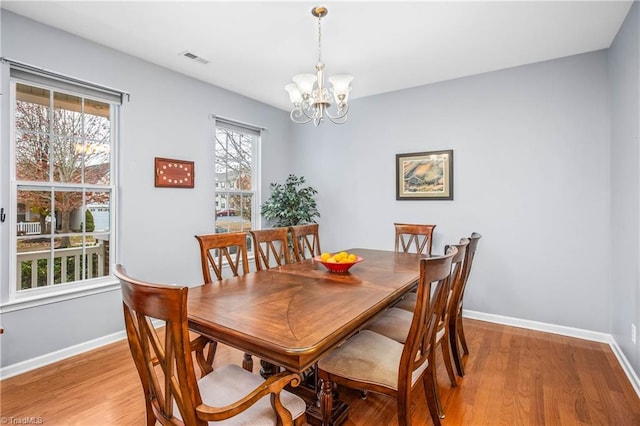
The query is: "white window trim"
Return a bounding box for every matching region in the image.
[0,278,120,313]
[3,68,124,309]
[212,115,264,235]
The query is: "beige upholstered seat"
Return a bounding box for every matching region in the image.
[289,224,321,261]
[317,248,457,426]
[115,265,306,426]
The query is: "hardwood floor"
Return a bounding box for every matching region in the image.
[2,319,639,425]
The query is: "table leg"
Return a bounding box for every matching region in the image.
[320,379,333,426]
[242,353,253,372]
[260,360,280,378]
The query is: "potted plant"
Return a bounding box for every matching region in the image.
[261,174,319,227]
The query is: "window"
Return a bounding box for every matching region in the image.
[10,68,122,296]
[214,119,260,242]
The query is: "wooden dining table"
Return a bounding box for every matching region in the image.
[187,248,423,425]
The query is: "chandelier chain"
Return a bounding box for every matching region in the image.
[317,14,322,64]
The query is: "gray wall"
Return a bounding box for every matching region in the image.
[292,52,612,333]
[610,0,640,376]
[0,11,291,367]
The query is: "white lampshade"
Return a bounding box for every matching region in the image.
[285,83,303,104]
[328,74,353,96]
[331,86,352,105]
[292,73,317,96]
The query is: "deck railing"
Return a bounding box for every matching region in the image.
[17,243,106,289]
[17,222,42,235]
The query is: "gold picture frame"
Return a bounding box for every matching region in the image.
[396,150,453,200]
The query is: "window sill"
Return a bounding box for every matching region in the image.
[0,278,121,313]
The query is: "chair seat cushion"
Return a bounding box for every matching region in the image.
[364,307,413,343]
[394,292,417,312]
[365,308,446,344]
[318,330,428,391]
[174,364,307,425]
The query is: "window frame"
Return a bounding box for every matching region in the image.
[5,71,122,308]
[213,117,263,257]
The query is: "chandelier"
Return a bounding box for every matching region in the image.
[285,6,353,126]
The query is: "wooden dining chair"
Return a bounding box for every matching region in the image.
[289,223,321,262]
[249,228,292,271]
[317,247,457,426]
[364,239,469,418]
[194,231,253,371]
[194,232,250,282]
[394,223,436,256]
[449,232,482,377]
[115,265,307,426]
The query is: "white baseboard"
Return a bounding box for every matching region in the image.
[609,337,640,398]
[0,330,127,380]
[463,309,640,399]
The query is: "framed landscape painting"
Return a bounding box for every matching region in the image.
[396,150,453,200]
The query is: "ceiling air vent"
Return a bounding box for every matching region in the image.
[180,51,209,65]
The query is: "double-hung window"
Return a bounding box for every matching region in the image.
[213,118,260,253]
[9,64,122,298]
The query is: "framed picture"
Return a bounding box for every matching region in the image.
[154,157,195,188]
[396,150,453,200]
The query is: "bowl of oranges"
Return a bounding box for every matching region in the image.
[315,251,363,273]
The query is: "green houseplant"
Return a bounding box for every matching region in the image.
[261,174,319,227]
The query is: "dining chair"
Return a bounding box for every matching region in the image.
[394,223,436,256]
[249,228,292,271]
[194,231,253,371]
[364,239,469,418]
[115,265,307,426]
[393,223,436,310]
[289,223,321,262]
[317,247,457,426]
[449,232,482,377]
[392,222,437,311]
[195,232,250,282]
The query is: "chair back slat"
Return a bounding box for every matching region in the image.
[394,223,436,256]
[399,247,456,392]
[250,228,292,271]
[195,232,250,282]
[289,224,321,261]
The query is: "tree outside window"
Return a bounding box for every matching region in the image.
[214,125,256,234]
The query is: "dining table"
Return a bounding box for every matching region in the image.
[187,247,423,425]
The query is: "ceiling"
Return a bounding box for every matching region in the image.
[2,1,633,111]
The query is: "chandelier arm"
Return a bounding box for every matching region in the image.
[325,103,349,124]
[290,107,314,124]
[300,103,323,120]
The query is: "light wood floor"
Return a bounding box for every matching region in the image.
[2,319,639,425]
